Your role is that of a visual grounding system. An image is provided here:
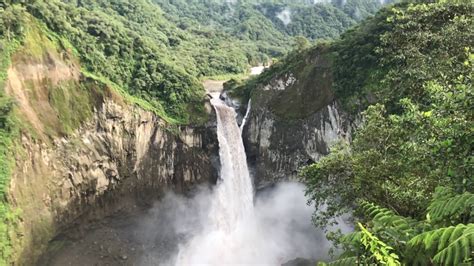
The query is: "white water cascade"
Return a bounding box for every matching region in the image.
[240,99,251,133]
[171,94,347,265]
[176,96,276,265]
[208,97,254,232]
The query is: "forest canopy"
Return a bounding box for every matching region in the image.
[1,0,387,122]
[298,1,474,265]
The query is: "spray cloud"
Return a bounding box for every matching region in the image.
[136,97,351,265]
[136,182,351,265]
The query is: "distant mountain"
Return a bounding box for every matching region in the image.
[153,0,390,42]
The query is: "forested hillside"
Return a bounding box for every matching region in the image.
[0,0,389,263]
[297,1,473,265]
[1,0,387,123]
[224,0,473,264]
[153,0,389,60]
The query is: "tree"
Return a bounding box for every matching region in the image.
[322,191,474,265]
[293,35,310,51]
[0,5,26,40]
[303,74,473,225]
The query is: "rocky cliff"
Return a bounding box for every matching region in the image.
[3,30,218,264]
[242,47,353,187]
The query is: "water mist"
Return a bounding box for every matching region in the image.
[138,96,351,265]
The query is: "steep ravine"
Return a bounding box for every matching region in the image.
[6,28,352,265]
[4,45,218,264]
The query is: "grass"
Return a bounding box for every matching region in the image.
[0,39,20,88]
[228,43,335,121]
[18,20,57,60]
[268,48,334,120]
[82,68,215,130]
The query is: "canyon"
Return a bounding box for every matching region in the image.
[2,1,471,265]
[4,46,351,264]
[4,46,221,264]
[36,75,349,265]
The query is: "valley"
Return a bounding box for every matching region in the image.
[0,0,472,265]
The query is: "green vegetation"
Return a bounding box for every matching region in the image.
[332,0,474,113]
[257,1,356,40]
[0,0,388,124]
[17,0,383,123]
[303,77,473,225]
[154,0,388,44]
[26,0,206,123]
[0,1,386,261]
[0,99,17,264]
[226,42,327,100]
[0,4,24,263]
[321,194,473,266]
[234,0,472,115]
[0,6,105,262]
[300,1,474,265]
[48,81,96,135]
[226,41,337,123]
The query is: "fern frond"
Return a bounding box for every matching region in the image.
[360,202,423,239]
[408,223,474,266]
[428,187,474,225]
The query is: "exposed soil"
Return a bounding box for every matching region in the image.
[5,52,80,136]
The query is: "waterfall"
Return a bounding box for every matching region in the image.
[173,96,334,265]
[240,99,251,133]
[176,96,263,265]
[209,97,254,231]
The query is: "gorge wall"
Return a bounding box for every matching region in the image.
[4,18,353,266]
[242,48,354,187]
[4,35,218,264]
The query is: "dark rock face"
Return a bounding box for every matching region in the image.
[10,100,219,264]
[244,101,352,187]
[242,53,354,188]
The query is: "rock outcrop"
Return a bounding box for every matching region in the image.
[242,50,353,187]
[5,44,218,264]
